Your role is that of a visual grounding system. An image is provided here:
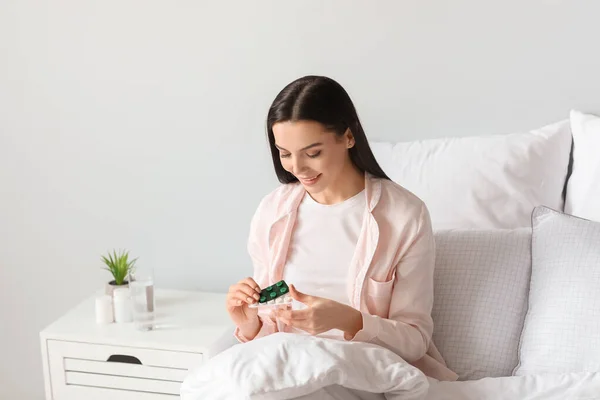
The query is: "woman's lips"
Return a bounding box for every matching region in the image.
[298,174,321,186]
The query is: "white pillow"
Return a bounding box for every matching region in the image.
[564,110,600,222]
[371,120,572,229]
[514,206,600,376]
[432,229,531,380]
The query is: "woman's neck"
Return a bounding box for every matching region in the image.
[310,165,365,205]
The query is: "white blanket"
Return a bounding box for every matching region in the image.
[180,332,429,400]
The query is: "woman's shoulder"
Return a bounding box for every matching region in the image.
[259,182,301,207]
[376,178,429,220]
[262,182,301,202]
[378,178,426,208]
[252,182,303,221]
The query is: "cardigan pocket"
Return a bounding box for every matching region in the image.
[365,277,394,317]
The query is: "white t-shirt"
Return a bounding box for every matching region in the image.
[283,189,366,337]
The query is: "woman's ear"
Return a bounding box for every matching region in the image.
[344,128,355,148]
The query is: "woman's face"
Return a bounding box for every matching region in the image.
[272,120,354,195]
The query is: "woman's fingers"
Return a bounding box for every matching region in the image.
[230,290,258,305]
[227,290,260,311]
[238,283,261,300]
[227,297,244,307]
[226,277,261,307]
[229,283,260,301]
[278,315,316,334]
[240,277,261,293]
[276,308,309,321]
[275,304,319,334]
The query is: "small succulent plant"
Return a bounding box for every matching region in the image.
[101,249,137,285]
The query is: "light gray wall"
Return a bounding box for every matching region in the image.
[1,1,598,398]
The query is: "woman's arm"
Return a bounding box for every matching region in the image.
[348,204,435,362]
[233,199,280,342]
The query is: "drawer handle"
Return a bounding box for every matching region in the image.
[106,354,142,365]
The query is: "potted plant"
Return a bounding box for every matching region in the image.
[101,249,137,297]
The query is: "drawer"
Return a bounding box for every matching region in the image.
[47,340,203,400]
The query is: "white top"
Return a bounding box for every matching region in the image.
[283,189,366,337]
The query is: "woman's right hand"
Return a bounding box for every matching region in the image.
[226,277,262,327]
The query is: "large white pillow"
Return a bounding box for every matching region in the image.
[564,110,600,222]
[371,120,572,229]
[431,229,531,380]
[514,206,600,376]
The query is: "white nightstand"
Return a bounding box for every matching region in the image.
[40,289,232,400]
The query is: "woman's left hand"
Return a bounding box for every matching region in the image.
[274,284,363,338]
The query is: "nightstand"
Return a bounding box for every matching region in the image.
[40,289,232,400]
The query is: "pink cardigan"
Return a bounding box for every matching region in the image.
[234,173,459,382]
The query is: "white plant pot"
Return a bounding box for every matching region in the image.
[105,280,129,298]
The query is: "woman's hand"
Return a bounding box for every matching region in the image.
[274,284,363,339]
[226,277,262,338]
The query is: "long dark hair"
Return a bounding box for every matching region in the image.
[266,75,390,184]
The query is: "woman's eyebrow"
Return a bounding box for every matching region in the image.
[275,142,323,152]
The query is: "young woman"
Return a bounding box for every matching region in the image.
[225,76,458,382]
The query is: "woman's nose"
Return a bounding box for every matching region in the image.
[291,156,305,174]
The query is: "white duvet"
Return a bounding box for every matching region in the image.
[181,332,600,400]
[180,332,428,400]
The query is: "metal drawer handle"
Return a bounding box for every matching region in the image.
[106,354,142,365]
